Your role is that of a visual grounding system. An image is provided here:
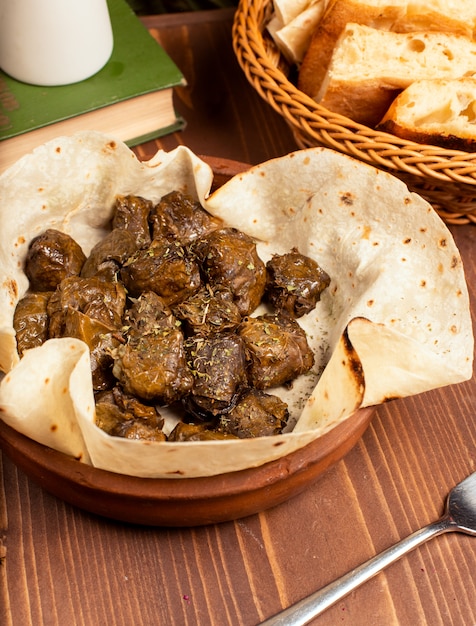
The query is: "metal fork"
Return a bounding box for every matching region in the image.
[260,471,476,625]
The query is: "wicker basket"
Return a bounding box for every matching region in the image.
[232,0,476,225]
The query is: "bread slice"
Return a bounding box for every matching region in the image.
[298,0,406,98]
[298,0,476,105]
[312,23,476,126]
[377,78,476,151]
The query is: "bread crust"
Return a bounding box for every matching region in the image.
[319,81,402,127]
[402,3,475,39]
[377,118,476,151]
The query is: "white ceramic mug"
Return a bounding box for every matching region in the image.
[0,0,113,86]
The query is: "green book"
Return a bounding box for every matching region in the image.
[0,0,185,173]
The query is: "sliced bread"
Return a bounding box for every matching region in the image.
[312,23,476,126]
[377,78,476,151]
[298,0,476,107]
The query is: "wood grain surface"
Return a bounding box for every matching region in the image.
[1,9,475,625]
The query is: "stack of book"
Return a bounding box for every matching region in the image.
[0,0,185,173]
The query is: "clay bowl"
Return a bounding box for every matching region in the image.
[0,155,375,526]
[0,408,374,526]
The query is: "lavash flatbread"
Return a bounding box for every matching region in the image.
[0,131,472,477]
[267,0,328,64]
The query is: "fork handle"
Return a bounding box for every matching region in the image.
[260,516,452,626]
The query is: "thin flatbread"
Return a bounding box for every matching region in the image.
[0,132,472,478]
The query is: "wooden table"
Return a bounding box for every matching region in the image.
[1,9,475,625]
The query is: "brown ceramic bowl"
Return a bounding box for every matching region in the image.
[0,407,374,526]
[0,155,375,526]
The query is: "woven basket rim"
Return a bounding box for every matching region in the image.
[232,0,476,189]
